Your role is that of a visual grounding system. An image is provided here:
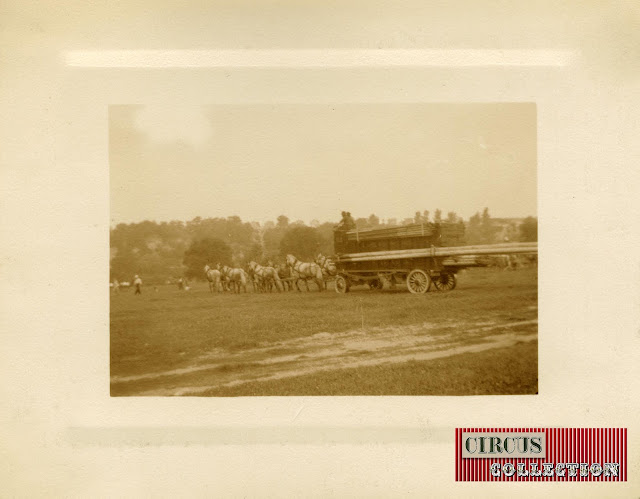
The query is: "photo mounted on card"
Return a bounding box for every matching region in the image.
[6,0,640,496]
[109,102,537,397]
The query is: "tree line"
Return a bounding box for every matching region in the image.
[110,210,537,284]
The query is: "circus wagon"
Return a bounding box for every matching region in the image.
[332,220,537,294]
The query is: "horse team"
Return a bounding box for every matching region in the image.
[204,254,337,294]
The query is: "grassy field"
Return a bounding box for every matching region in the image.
[110,267,538,396]
[200,341,538,396]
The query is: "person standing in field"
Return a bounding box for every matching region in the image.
[133,275,142,295]
[112,279,120,294]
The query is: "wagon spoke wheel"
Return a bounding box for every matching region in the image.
[368,278,384,290]
[433,273,457,292]
[406,269,431,294]
[335,275,350,294]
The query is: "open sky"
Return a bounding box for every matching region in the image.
[110,103,536,225]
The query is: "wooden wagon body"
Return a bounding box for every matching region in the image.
[333,222,536,294]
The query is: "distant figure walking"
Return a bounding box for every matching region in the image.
[133,275,142,295]
[112,279,120,294]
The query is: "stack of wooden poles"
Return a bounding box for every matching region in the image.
[336,242,538,263]
[345,222,464,241]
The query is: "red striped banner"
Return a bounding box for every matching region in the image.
[455,428,627,481]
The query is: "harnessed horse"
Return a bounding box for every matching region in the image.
[275,263,295,291]
[315,253,337,278]
[217,264,248,293]
[286,254,325,291]
[248,261,282,292]
[204,264,222,293]
[245,266,264,292]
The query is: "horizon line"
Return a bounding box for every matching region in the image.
[109,213,537,228]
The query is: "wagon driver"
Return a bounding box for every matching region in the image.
[344,211,356,230]
[336,211,356,230]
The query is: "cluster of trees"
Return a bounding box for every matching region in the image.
[518,216,538,242]
[110,210,537,284]
[261,215,334,263]
[109,215,337,283]
[465,208,498,244]
[110,217,257,283]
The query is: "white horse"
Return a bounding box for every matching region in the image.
[218,264,248,293]
[245,265,264,292]
[286,254,325,291]
[315,253,337,278]
[248,261,283,292]
[204,264,222,293]
[275,263,295,291]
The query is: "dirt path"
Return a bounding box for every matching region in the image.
[111,316,537,396]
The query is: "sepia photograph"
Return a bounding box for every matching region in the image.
[4,0,639,496]
[109,103,538,396]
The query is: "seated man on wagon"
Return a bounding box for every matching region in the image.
[335,211,357,231]
[344,212,356,230]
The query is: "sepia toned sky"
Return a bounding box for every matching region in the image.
[5,0,636,230]
[110,103,536,225]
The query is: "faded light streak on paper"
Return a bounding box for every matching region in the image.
[65,49,577,68]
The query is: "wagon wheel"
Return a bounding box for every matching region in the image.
[406,269,431,294]
[334,275,350,294]
[433,272,457,292]
[368,278,384,290]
